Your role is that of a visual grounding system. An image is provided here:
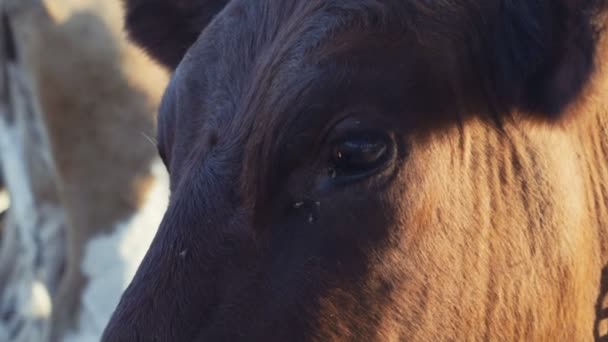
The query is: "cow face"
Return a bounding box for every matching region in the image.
[104,0,608,340]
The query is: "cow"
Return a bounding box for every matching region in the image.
[0,0,169,341]
[104,0,608,340]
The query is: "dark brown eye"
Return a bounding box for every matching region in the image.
[328,132,392,181]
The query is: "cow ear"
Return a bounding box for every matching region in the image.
[487,1,603,119]
[123,0,229,69]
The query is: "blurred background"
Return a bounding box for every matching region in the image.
[0,0,170,341]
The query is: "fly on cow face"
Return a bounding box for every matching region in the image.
[104,0,608,341]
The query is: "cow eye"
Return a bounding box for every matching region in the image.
[327,131,393,181]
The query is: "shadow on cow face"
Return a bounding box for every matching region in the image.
[103,0,608,340]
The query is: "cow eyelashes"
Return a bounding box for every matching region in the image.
[326,131,393,183]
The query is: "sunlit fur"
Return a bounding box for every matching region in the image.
[105,1,608,340]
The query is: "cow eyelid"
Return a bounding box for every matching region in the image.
[325,130,394,183]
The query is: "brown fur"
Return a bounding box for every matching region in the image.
[1,0,168,340]
[105,1,608,340]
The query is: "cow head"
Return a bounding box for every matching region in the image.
[104,0,608,340]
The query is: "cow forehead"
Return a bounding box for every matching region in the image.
[178,0,436,68]
[168,0,429,126]
[158,1,429,201]
[160,0,474,182]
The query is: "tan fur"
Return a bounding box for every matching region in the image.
[308,17,608,342]
[2,0,168,340]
